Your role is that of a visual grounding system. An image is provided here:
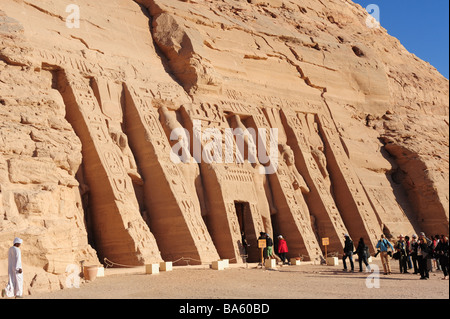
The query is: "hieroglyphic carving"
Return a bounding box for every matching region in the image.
[281,108,348,251]
[61,71,161,264]
[94,77,123,123]
[187,102,228,127]
[36,48,125,80]
[276,144,322,260]
[250,203,264,235]
[65,74,137,201]
[223,167,254,183]
[125,83,219,261]
[180,101,271,262]
[154,82,185,102]
[317,113,381,247]
[103,150,125,176]
[224,88,321,113]
[126,85,170,157]
[220,100,257,115]
[226,112,275,238]
[225,201,244,256]
[219,101,323,261]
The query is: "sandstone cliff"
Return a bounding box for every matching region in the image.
[0,0,448,295]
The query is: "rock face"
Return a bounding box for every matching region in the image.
[0,0,448,294]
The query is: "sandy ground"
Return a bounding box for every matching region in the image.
[24,259,448,300]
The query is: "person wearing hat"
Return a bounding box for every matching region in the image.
[395,235,408,274]
[2,238,24,298]
[410,234,420,274]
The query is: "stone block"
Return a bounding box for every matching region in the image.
[265,258,277,269]
[212,260,225,270]
[145,263,160,275]
[97,266,105,277]
[160,262,173,272]
[290,258,301,265]
[220,259,230,268]
[326,257,339,266]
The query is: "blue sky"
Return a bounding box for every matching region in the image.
[353,0,449,79]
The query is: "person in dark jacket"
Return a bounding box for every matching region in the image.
[417,232,432,280]
[405,235,413,270]
[410,234,419,274]
[342,234,354,272]
[395,235,409,274]
[266,233,274,260]
[435,236,449,280]
[241,231,249,256]
[258,232,268,263]
[354,237,371,272]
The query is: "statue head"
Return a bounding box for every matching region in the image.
[281,144,295,166]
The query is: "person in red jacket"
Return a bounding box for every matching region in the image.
[277,235,290,265]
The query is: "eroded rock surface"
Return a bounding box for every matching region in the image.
[0,0,448,294]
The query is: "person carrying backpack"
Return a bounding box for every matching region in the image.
[354,237,371,272]
[376,234,394,275]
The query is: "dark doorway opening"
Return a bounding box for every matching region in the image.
[234,201,259,262]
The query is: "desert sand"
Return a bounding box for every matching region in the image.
[26,259,449,300]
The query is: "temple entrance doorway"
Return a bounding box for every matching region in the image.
[234,201,259,262]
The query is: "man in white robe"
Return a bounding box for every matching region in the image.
[2,238,23,298]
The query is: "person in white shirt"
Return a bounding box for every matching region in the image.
[2,238,23,298]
